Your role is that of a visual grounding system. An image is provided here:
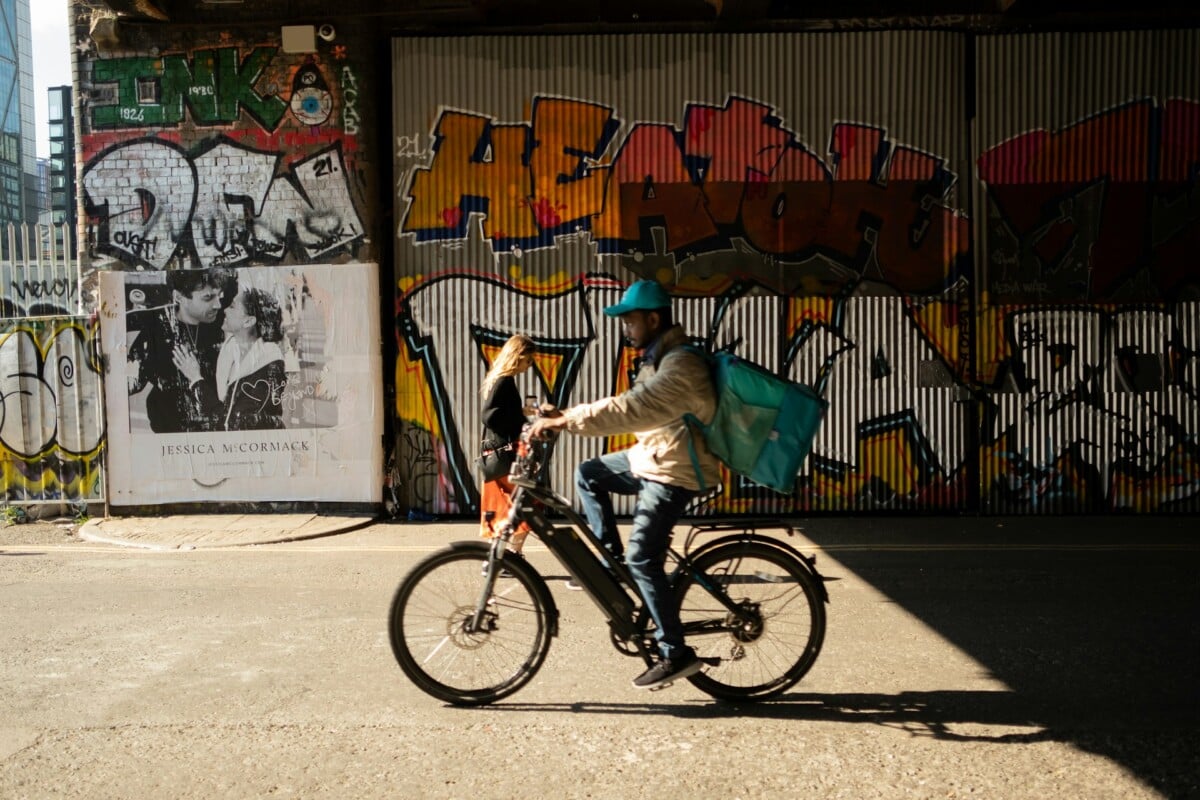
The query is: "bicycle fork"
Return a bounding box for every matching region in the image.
[468,528,513,633]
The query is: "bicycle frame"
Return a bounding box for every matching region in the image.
[496,477,643,642]
[485,471,822,659]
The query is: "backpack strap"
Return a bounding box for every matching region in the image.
[678,344,715,493]
[682,413,707,493]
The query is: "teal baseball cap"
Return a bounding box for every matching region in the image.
[603,280,671,317]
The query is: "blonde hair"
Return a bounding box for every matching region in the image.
[481,334,535,397]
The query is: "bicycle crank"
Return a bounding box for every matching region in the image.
[609,628,654,657]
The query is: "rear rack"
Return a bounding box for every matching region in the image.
[679,518,798,556]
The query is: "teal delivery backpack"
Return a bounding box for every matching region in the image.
[685,350,826,495]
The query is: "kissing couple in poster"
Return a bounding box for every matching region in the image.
[127,268,290,433]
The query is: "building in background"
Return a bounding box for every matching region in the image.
[0,0,37,228]
[46,85,75,249]
[35,155,48,217]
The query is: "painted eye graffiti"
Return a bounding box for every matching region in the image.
[289,59,333,126]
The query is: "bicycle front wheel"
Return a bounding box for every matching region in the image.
[676,540,825,701]
[388,542,555,706]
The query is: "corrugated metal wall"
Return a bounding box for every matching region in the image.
[975,31,1200,512]
[392,28,1199,516]
[0,317,105,504]
[392,31,971,515]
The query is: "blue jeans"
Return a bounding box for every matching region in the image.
[575,451,697,661]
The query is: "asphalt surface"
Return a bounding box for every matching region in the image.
[1,514,1197,799]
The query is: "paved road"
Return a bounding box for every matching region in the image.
[1,517,1197,799]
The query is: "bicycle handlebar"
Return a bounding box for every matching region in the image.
[508,423,553,484]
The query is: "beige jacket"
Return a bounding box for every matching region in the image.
[563,325,721,491]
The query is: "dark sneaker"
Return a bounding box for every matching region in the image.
[632,651,702,689]
[563,577,583,590]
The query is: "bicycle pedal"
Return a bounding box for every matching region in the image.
[648,680,674,692]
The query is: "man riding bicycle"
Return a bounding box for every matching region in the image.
[529,280,722,690]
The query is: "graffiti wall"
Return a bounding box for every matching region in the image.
[0,268,79,319]
[976,31,1200,512]
[396,273,969,515]
[0,318,105,503]
[392,30,1199,516]
[75,15,384,507]
[78,31,375,271]
[392,32,972,514]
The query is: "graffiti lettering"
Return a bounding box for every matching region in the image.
[312,155,337,178]
[986,305,1199,510]
[83,137,365,269]
[397,420,447,509]
[396,273,1199,513]
[8,279,77,303]
[398,274,968,512]
[396,134,428,159]
[112,231,159,259]
[788,295,965,498]
[978,98,1200,298]
[341,66,360,137]
[401,96,968,293]
[0,322,104,501]
[91,47,289,131]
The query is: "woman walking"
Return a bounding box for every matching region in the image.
[479,334,536,567]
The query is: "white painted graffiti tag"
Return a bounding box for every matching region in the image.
[342,66,360,137]
[396,134,428,159]
[84,138,366,269]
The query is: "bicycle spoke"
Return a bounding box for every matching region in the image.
[389,546,553,705]
[675,541,825,700]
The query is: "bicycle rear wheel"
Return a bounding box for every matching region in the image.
[389,542,555,706]
[675,540,825,701]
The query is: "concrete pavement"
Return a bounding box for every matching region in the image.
[78,512,378,549]
[5,513,1198,799]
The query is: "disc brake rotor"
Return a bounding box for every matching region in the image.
[450,605,497,648]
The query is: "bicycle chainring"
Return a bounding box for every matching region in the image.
[610,628,654,658]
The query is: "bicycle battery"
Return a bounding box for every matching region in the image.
[541,525,636,628]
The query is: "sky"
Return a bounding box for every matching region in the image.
[31,0,73,159]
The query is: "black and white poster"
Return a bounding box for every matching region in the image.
[100,263,382,504]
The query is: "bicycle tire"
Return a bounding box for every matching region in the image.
[675,540,825,701]
[388,542,555,706]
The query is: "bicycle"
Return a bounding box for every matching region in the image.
[387,428,829,706]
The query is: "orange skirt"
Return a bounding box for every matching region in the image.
[480,475,531,550]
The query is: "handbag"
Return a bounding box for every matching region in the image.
[475,441,516,482]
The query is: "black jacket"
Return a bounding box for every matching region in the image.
[127,309,224,433]
[481,375,525,449]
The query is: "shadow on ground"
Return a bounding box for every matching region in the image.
[798,515,1200,799]
[493,515,1199,797]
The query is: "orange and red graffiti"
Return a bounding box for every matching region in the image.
[978,99,1200,298]
[402,96,968,293]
